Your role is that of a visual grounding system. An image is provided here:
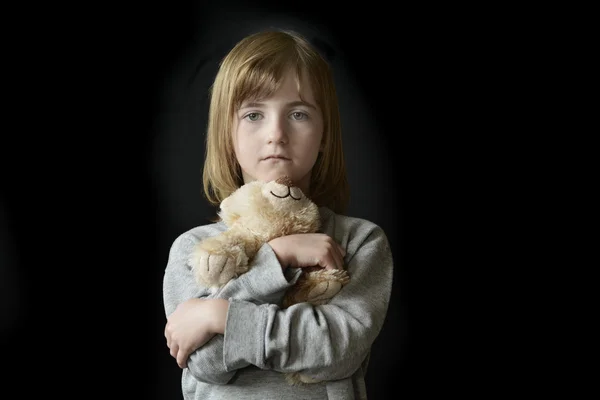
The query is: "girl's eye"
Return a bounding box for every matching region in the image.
[291,112,308,121]
[245,112,262,121]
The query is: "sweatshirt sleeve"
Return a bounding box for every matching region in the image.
[222,224,394,381]
[163,229,302,385]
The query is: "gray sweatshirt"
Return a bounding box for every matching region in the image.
[163,207,394,400]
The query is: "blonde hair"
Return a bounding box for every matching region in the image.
[202,29,349,214]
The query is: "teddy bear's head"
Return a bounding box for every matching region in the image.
[218,175,321,240]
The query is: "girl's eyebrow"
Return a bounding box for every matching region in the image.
[239,100,317,110]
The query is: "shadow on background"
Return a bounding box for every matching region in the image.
[3,0,526,395]
[150,5,407,400]
[1,2,411,398]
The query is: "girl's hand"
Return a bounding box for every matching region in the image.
[268,233,346,271]
[164,298,229,368]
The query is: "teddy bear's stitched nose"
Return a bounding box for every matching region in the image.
[275,175,294,187]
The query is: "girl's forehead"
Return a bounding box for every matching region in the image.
[235,67,316,105]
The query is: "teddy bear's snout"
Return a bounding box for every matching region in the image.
[269,176,303,201]
[270,186,302,201]
[275,175,294,188]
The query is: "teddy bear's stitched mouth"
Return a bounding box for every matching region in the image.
[270,188,301,201]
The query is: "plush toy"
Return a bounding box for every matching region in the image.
[189,175,350,385]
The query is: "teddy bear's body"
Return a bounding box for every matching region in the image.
[189,175,350,385]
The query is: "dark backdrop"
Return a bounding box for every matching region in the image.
[150,6,407,400]
[0,1,433,398]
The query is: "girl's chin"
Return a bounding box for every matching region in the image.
[254,171,296,182]
[244,170,308,186]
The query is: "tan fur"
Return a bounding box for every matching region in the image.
[189,176,350,385]
[283,268,351,308]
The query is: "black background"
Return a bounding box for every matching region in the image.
[149,5,407,400]
[0,1,491,398]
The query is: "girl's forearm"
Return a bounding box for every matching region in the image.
[210,298,230,334]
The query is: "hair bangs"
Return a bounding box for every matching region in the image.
[232,50,308,107]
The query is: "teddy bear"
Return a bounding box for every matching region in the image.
[189,175,350,385]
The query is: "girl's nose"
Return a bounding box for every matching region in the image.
[267,117,288,144]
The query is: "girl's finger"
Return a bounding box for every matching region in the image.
[170,343,179,359]
[333,244,345,269]
[177,348,188,369]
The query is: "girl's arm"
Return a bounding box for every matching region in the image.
[163,229,304,384]
[222,223,394,382]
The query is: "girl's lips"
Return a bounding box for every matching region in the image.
[263,156,290,160]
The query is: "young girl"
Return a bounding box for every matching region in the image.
[163,29,394,400]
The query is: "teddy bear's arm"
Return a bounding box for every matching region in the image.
[190,230,253,290]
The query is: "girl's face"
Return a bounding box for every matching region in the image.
[232,68,323,195]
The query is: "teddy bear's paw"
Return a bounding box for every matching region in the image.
[326,269,351,284]
[303,269,350,304]
[305,280,344,305]
[284,372,322,386]
[306,268,351,285]
[283,269,351,307]
[189,245,248,288]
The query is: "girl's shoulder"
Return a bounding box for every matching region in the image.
[319,207,392,258]
[319,207,385,237]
